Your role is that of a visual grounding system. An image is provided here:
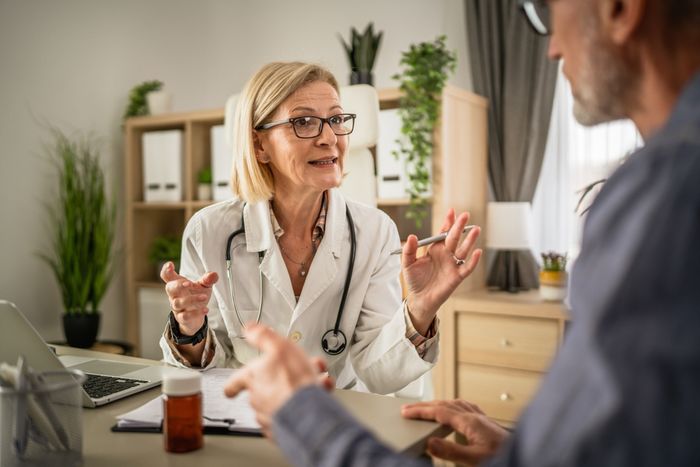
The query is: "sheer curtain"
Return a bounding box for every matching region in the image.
[532,66,643,261]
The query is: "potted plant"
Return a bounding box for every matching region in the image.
[148,235,181,278]
[539,251,568,301]
[197,167,212,201]
[338,22,383,85]
[123,80,163,122]
[392,35,456,226]
[40,129,116,348]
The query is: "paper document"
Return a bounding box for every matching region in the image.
[116,368,260,434]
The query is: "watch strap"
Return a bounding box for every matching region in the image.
[169,312,208,346]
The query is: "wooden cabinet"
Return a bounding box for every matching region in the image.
[433,290,568,425]
[123,86,487,356]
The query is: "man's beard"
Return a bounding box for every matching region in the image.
[571,34,636,126]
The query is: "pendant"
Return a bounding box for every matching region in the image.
[300,269,306,277]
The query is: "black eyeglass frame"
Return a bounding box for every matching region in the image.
[255,113,357,139]
[518,0,551,36]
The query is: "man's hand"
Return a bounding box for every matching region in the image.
[401,399,508,464]
[223,323,334,436]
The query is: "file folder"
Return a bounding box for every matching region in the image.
[211,125,233,202]
[142,130,183,202]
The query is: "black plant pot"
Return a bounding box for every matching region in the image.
[63,313,101,348]
[350,71,374,86]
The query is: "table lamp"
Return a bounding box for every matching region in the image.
[486,202,539,292]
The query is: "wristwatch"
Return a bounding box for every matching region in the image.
[169,312,208,346]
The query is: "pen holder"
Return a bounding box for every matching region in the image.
[0,369,85,467]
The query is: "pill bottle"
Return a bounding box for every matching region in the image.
[162,370,203,453]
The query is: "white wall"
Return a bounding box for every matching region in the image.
[0,0,472,342]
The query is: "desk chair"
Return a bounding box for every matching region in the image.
[338,84,379,206]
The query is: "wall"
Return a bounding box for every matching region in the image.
[0,0,472,342]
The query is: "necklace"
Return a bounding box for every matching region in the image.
[278,241,318,277]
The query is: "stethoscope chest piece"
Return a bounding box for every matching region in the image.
[321,329,347,355]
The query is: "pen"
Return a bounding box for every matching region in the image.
[390,225,477,255]
[13,356,29,457]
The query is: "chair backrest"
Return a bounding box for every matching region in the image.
[338,84,379,207]
[222,84,379,207]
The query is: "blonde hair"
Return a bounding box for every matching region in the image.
[230,62,340,203]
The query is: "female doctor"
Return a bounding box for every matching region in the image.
[159,61,481,395]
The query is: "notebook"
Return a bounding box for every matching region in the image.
[0,300,164,408]
[114,368,261,435]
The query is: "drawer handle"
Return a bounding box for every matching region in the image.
[499,392,512,402]
[500,338,511,347]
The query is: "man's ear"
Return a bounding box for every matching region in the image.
[253,131,270,163]
[600,0,646,44]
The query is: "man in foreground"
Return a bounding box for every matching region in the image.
[225,0,700,465]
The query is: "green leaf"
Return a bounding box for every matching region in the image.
[392,36,456,224]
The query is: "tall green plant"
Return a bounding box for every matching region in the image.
[40,129,116,314]
[392,35,456,226]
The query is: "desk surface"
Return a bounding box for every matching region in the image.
[58,347,449,467]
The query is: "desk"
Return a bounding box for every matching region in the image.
[57,347,450,466]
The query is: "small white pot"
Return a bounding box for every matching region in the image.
[146,91,173,115]
[197,183,212,201]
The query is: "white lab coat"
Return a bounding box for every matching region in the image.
[160,188,438,394]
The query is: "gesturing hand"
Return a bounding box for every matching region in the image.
[402,209,482,333]
[160,261,218,336]
[401,399,508,464]
[223,324,333,437]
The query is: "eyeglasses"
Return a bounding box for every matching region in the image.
[255,113,356,139]
[519,0,550,36]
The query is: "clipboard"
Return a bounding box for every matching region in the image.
[110,422,263,437]
[113,369,262,437]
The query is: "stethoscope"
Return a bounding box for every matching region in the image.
[225,205,356,355]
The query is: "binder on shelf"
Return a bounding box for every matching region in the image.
[376,109,408,200]
[211,125,233,202]
[142,130,183,202]
[376,109,432,201]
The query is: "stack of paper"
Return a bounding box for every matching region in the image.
[116,369,260,434]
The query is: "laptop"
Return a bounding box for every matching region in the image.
[0,300,164,408]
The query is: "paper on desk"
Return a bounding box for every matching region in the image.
[116,368,260,433]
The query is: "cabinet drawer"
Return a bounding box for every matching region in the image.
[457,363,542,422]
[456,312,558,371]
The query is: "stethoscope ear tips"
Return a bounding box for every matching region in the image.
[321,329,347,356]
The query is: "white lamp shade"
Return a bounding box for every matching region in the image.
[486,202,533,250]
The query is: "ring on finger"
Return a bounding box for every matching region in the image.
[452,254,466,266]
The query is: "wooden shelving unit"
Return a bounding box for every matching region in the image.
[123,86,488,356]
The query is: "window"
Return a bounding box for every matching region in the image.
[531,67,643,261]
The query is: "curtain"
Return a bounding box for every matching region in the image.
[465,0,558,291]
[532,67,643,261]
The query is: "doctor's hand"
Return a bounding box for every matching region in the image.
[401,399,508,464]
[160,261,219,336]
[223,323,333,437]
[402,209,481,334]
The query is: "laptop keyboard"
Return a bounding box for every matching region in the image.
[83,373,148,399]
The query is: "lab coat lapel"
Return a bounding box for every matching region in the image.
[293,189,348,323]
[244,202,297,311]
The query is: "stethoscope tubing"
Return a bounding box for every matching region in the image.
[224,204,355,355]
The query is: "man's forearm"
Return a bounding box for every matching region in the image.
[273,386,430,467]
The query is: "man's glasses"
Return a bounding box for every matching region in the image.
[519,0,550,36]
[255,113,356,139]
